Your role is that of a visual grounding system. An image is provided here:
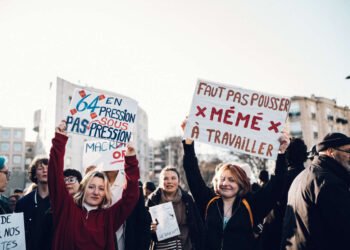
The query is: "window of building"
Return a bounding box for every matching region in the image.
[13,155,22,165]
[13,130,23,139]
[290,122,303,138]
[326,108,334,121]
[13,143,23,152]
[1,129,11,139]
[0,142,10,152]
[310,105,316,119]
[312,125,318,139]
[289,102,301,118]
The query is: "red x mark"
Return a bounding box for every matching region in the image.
[196,106,207,117]
[268,121,281,133]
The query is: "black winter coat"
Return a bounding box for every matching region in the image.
[281,155,350,250]
[182,141,287,250]
[261,162,305,250]
[0,198,11,214]
[146,187,205,250]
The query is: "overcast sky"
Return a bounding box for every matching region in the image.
[0,0,349,141]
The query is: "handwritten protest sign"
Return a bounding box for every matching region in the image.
[66,88,138,143]
[149,202,180,241]
[184,80,290,160]
[83,139,126,171]
[0,213,26,250]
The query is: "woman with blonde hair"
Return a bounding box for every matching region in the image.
[181,120,289,250]
[48,121,140,250]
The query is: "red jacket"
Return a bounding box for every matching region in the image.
[48,133,139,250]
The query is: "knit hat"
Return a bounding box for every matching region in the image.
[316,133,350,152]
[0,156,7,170]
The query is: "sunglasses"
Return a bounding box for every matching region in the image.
[334,148,350,154]
[64,176,78,184]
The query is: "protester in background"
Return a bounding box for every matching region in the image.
[258,170,269,188]
[15,156,50,250]
[49,120,139,250]
[8,194,20,212]
[63,169,82,195]
[13,188,24,198]
[105,169,151,250]
[0,156,11,214]
[143,181,156,202]
[181,119,289,250]
[146,166,205,250]
[261,137,307,250]
[281,133,350,250]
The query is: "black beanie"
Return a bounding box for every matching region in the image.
[316,132,350,152]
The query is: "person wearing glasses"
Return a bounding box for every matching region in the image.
[281,133,350,250]
[48,120,139,250]
[63,169,83,195]
[15,156,50,250]
[181,119,289,250]
[0,156,11,214]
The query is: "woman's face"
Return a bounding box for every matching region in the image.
[217,169,240,199]
[160,170,179,195]
[64,176,80,195]
[84,177,106,206]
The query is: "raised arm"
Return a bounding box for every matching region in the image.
[181,119,216,216]
[48,121,71,219]
[109,143,140,231]
[249,132,289,222]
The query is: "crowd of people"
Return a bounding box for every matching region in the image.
[0,119,350,250]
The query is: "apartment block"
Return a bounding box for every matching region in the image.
[287,95,349,149]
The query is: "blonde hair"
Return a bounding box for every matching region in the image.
[213,163,251,196]
[73,171,112,209]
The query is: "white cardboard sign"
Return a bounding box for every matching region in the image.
[184,80,290,160]
[83,139,126,171]
[66,88,138,143]
[0,212,26,250]
[149,202,181,241]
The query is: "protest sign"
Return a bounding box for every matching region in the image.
[149,202,180,241]
[184,80,290,160]
[66,88,138,143]
[0,213,26,250]
[83,139,126,171]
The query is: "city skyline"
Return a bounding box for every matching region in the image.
[1,0,349,141]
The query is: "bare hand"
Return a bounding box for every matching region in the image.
[181,116,193,145]
[125,142,136,156]
[150,222,158,232]
[180,117,188,132]
[56,120,67,136]
[278,131,290,154]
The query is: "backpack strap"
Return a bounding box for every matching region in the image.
[205,196,220,220]
[205,196,254,228]
[242,198,254,228]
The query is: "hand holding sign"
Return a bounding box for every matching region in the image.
[278,131,290,154]
[125,143,136,156]
[180,117,194,145]
[56,120,67,136]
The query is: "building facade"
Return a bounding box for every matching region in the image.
[0,126,25,172]
[288,95,350,149]
[0,126,26,194]
[34,77,149,180]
